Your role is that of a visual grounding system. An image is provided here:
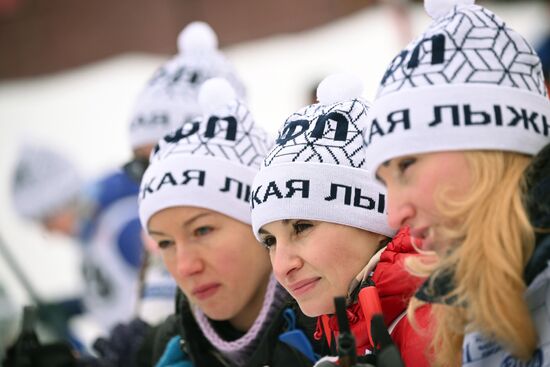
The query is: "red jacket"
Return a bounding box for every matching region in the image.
[315,227,433,366]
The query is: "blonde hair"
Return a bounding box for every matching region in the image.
[407,151,536,367]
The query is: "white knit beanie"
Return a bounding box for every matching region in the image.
[138,78,272,229]
[128,21,246,150]
[364,0,550,177]
[250,73,395,239]
[11,144,82,221]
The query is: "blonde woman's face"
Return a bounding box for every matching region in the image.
[259,220,385,317]
[148,207,271,328]
[376,151,471,254]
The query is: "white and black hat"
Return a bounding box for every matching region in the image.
[11,144,82,221]
[364,0,550,177]
[128,21,246,150]
[138,78,272,229]
[250,73,395,239]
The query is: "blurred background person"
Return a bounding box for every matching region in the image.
[11,144,83,237]
[10,141,144,351]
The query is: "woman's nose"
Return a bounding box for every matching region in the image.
[176,245,204,278]
[270,240,303,283]
[386,189,415,230]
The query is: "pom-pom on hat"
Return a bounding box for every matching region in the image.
[11,144,82,221]
[424,0,474,20]
[177,21,218,53]
[128,21,246,150]
[364,0,550,177]
[250,73,395,240]
[138,78,272,229]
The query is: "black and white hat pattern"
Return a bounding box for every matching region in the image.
[251,73,395,239]
[364,0,550,177]
[138,78,272,228]
[128,21,246,150]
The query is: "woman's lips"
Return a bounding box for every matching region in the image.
[409,227,427,248]
[288,277,321,297]
[409,227,428,240]
[410,227,440,252]
[192,283,221,300]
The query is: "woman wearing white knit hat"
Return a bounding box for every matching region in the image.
[125,20,247,329]
[367,0,550,365]
[125,20,246,183]
[12,143,83,234]
[251,73,433,366]
[138,78,320,367]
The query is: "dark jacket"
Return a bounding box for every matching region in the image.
[149,290,325,367]
[524,143,550,285]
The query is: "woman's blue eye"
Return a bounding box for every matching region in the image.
[194,226,213,237]
[261,236,276,249]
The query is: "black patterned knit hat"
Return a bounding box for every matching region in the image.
[364,0,550,177]
[138,78,272,228]
[128,21,246,150]
[250,73,395,239]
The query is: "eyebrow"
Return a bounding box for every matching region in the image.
[258,219,293,235]
[148,229,166,236]
[147,212,212,235]
[183,212,211,227]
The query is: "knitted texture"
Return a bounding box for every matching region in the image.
[364,2,550,177]
[264,99,368,169]
[378,5,546,97]
[138,79,272,228]
[251,74,395,238]
[192,275,289,366]
[128,22,246,150]
[150,101,270,169]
